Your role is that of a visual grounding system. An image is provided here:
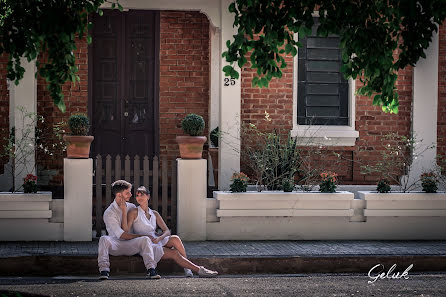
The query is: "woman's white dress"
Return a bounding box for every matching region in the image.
[132,206,170,247]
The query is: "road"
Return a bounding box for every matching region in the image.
[0,273,445,297]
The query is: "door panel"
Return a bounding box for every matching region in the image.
[90,10,159,158]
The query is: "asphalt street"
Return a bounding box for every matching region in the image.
[0,273,445,297]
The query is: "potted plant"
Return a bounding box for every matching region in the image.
[319,171,338,193]
[209,126,219,186]
[63,113,94,158]
[176,113,206,159]
[229,172,249,192]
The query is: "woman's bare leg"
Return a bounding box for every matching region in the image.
[164,235,187,258]
[161,247,199,272]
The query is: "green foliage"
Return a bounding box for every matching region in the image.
[210,127,219,147]
[230,172,249,192]
[181,113,205,136]
[377,179,391,193]
[0,106,64,192]
[319,171,337,193]
[0,0,123,112]
[222,0,446,113]
[282,178,294,192]
[420,172,438,193]
[241,123,302,191]
[68,113,90,136]
[360,133,435,192]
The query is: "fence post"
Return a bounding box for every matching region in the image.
[176,158,207,241]
[64,158,93,241]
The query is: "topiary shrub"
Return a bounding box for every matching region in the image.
[376,179,391,193]
[68,114,90,136]
[181,114,205,136]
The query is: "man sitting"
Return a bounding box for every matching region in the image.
[97,180,163,280]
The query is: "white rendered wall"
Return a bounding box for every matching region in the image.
[219,0,241,190]
[6,59,37,191]
[209,24,221,133]
[64,159,93,241]
[0,192,63,241]
[411,30,439,182]
[177,159,207,240]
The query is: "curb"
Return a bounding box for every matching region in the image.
[1,255,445,276]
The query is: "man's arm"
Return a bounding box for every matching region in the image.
[104,210,144,241]
[119,232,144,240]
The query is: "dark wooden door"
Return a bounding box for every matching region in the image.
[89,10,159,158]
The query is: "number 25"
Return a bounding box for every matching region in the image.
[224,78,236,86]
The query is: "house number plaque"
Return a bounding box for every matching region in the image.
[224,78,236,86]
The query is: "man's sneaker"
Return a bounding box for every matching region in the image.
[184,268,194,278]
[198,266,218,278]
[147,268,161,279]
[99,271,109,280]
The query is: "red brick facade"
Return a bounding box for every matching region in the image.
[240,51,413,184]
[0,11,444,188]
[36,37,89,186]
[159,11,210,160]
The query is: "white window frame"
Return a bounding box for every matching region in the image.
[290,31,359,147]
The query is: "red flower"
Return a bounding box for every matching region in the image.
[24,174,37,182]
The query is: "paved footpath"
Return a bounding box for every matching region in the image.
[0,240,445,276]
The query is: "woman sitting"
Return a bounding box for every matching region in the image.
[121,186,218,278]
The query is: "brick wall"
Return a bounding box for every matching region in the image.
[0,54,9,175]
[240,52,413,184]
[36,37,89,186]
[438,23,446,168]
[159,11,210,160]
[353,66,413,184]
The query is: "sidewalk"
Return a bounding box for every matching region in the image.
[1,240,445,276]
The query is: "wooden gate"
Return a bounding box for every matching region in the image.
[93,155,177,237]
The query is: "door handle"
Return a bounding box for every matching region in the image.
[123,99,129,117]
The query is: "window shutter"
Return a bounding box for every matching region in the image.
[297,19,348,126]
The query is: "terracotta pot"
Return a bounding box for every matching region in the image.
[63,135,94,159]
[176,136,207,159]
[208,147,219,187]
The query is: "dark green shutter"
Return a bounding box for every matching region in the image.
[297,19,348,126]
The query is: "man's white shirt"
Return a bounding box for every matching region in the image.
[103,201,136,239]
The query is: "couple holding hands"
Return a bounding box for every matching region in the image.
[97,180,218,279]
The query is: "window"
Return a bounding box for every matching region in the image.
[292,17,358,146]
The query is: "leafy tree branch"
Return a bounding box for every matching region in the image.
[222,0,446,113]
[0,0,122,112]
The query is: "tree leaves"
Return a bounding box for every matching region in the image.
[0,0,124,112]
[223,0,446,113]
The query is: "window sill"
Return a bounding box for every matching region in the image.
[290,126,359,147]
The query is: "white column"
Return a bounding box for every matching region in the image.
[177,159,207,240]
[219,0,241,190]
[210,24,221,132]
[411,30,439,183]
[10,58,37,191]
[64,158,93,241]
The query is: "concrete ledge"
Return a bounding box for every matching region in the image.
[0,255,445,276]
[216,209,354,217]
[0,210,52,219]
[0,220,63,241]
[365,209,446,216]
